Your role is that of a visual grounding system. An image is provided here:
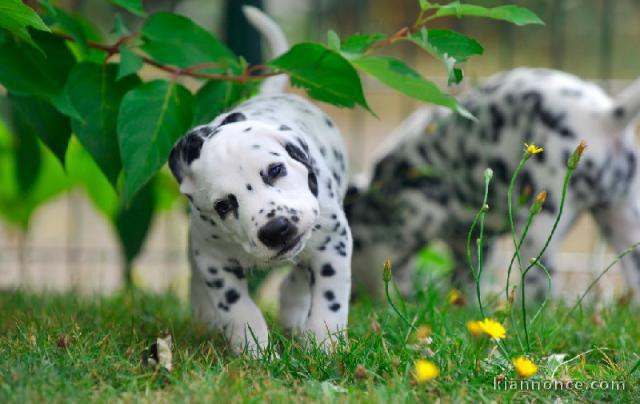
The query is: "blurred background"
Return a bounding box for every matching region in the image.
[1,0,638,301]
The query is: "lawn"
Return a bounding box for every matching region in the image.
[1,280,638,403]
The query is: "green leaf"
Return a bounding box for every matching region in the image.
[0,0,50,51]
[0,117,68,229]
[65,136,119,218]
[40,1,88,54]
[433,2,544,26]
[408,29,483,85]
[326,30,340,51]
[117,45,143,80]
[118,80,195,202]
[110,0,146,17]
[352,56,472,119]
[115,179,154,263]
[340,33,386,56]
[112,14,129,36]
[194,80,250,125]
[41,2,106,63]
[64,63,141,187]
[8,93,71,166]
[141,12,240,73]
[9,104,42,194]
[270,43,370,111]
[0,30,75,98]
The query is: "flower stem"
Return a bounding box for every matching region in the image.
[505,155,529,300]
[384,278,417,332]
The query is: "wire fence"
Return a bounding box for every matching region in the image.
[0,0,638,300]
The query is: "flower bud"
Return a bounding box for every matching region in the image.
[529,190,547,215]
[383,259,392,283]
[484,168,494,181]
[567,141,587,169]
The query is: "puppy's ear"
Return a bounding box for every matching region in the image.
[169,130,204,194]
[612,77,640,127]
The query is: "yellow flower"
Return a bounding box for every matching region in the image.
[478,318,507,340]
[414,359,439,383]
[524,143,544,155]
[513,356,538,378]
[466,320,483,337]
[447,288,465,306]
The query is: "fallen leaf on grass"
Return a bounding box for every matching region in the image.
[56,334,71,349]
[142,335,173,372]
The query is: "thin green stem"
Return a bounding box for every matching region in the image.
[505,156,529,300]
[384,279,417,332]
[550,241,640,338]
[519,166,574,352]
[466,170,492,318]
[527,260,552,329]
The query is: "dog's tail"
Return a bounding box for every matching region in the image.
[612,78,640,127]
[242,6,288,95]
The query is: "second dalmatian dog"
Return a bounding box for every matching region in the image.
[169,7,351,355]
[347,68,640,302]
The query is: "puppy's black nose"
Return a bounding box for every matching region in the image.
[258,216,298,248]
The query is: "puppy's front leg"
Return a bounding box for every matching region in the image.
[303,218,352,348]
[190,247,269,356]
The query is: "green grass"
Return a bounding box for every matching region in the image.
[1,283,638,402]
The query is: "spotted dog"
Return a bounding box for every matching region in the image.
[169,7,351,355]
[348,68,640,302]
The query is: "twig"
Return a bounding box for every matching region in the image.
[54,32,279,83]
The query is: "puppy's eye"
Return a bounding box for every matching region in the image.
[268,163,286,178]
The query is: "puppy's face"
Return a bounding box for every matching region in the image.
[170,113,320,262]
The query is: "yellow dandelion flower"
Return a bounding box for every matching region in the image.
[524,143,544,155]
[479,318,507,340]
[414,359,439,383]
[513,356,538,378]
[447,288,465,306]
[466,320,483,337]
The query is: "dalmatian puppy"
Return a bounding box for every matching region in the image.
[169,7,352,355]
[347,68,640,302]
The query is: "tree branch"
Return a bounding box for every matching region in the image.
[55,33,280,83]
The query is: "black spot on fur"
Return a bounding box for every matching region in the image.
[225,289,240,304]
[220,112,246,126]
[218,302,229,311]
[613,106,625,119]
[321,263,336,277]
[207,279,224,289]
[223,264,245,279]
[325,117,334,127]
[324,290,335,301]
[208,267,218,274]
[489,104,505,141]
[246,184,253,191]
[308,172,318,196]
[279,124,292,131]
[329,303,341,312]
